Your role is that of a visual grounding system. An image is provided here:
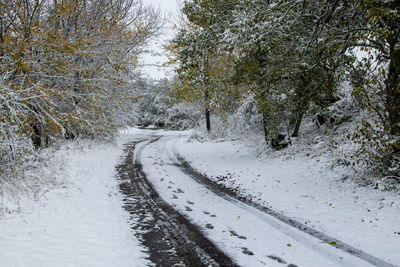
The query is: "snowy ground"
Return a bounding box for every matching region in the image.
[173,132,400,266]
[1,127,399,267]
[0,129,151,267]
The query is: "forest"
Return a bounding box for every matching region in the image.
[0,0,161,182]
[1,0,400,192]
[164,0,400,182]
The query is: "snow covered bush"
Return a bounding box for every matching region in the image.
[133,78,203,130]
[187,95,265,147]
[352,122,400,177]
[134,78,173,126]
[166,103,202,130]
[0,70,36,183]
[349,48,400,183]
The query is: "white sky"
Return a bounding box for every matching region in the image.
[139,0,181,79]
[144,0,180,15]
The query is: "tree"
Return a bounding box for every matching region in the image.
[217,0,364,148]
[167,19,239,131]
[0,0,161,181]
[360,0,400,145]
[348,0,400,176]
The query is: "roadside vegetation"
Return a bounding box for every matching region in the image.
[0,0,161,210]
[1,0,399,214]
[165,0,400,185]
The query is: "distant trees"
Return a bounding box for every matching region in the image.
[133,77,201,129]
[1,0,161,180]
[169,0,400,176]
[134,78,172,126]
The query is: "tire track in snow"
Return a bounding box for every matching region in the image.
[117,136,239,267]
[168,137,395,267]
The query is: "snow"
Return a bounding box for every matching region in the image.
[1,127,399,266]
[174,134,400,266]
[137,130,395,266]
[0,129,150,267]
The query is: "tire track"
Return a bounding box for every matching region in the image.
[116,137,239,267]
[170,139,396,267]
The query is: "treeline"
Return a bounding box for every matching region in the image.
[167,0,399,177]
[133,77,201,129]
[0,0,160,179]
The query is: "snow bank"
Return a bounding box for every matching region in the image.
[175,137,400,266]
[0,130,149,267]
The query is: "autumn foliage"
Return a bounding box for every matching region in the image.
[0,0,160,180]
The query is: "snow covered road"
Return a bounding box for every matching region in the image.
[117,137,236,266]
[137,130,396,267]
[1,128,397,267]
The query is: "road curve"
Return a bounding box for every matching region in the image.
[118,132,397,267]
[116,137,238,267]
[167,136,395,267]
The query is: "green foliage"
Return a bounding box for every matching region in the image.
[166,1,243,131]
[220,0,358,143]
[169,0,400,179]
[346,0,400,179]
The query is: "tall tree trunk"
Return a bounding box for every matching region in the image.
[387,40,400,152]
[205,109,211,132]
[387,41,400,135]
[262,111,269,144]
[29,104,42,148]
[291,74,308,138]
[31,120,42,149]
[205,89,211,132]
[292,110,304,137]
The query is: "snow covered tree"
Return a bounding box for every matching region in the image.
[134,78,173,126]
[167,24,212,131]
[218,0,354,147]
[166,0,241,132]
[1,0,161,181]
[349,0,400,176]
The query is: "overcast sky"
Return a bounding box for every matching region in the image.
[144,0,180,16]
[139,0,181,79]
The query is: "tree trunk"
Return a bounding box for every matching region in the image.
[387,41,400,136]
[387,40,400,152]
[204,88,211,132]
[205,109,211,132]
[262,111,269,144]
[291,71,309,138]
[31,121,42,149]
[292,110,304,137]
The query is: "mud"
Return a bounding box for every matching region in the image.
[116,138,238,267]
[173,152,395,267]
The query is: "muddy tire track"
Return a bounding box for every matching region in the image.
[171,148,395,267]
[116,138,238,267]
